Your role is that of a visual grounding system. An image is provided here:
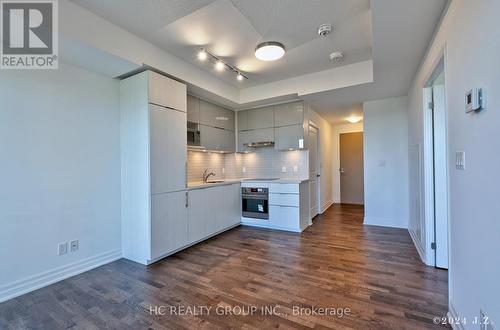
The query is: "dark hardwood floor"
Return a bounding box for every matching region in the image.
[0,204,448,329]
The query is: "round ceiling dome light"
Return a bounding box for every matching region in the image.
[255,42,285,61]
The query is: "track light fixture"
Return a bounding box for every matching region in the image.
[196,48,248,81]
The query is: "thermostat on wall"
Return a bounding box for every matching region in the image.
[465,88,484,113]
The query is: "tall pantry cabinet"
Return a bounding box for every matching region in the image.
[120,70,188,265]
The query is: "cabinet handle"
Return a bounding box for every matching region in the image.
[185,192,188,208]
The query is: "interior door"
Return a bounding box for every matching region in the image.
[308,125,319,217]
[150,104,187,194]
[432,79,449,269]
[340,132,364,204]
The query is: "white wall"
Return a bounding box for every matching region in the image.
[363,96,409,228]
[0,63,122,302]
[407,0,500,325]
[309,109,334,212]
[331,122,364,203]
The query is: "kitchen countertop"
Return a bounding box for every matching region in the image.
[187,177,309,190]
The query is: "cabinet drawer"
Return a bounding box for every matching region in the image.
[269,183,299,194]
[269,193,299,207]
[270,205,299,229]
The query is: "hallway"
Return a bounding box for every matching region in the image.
[0,205,448,329]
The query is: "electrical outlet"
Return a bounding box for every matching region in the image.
[222,167,225,174]
[281,166,287,173]
[293,165,298,172]
[58,242,68,255]
[70,240,79,252]
[242,166,246,173]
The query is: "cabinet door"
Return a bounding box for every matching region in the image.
[223,129,236,153]
[187,189,208,243]
[247,106,274,129]
[187,95,200,123]
[225,184,241,227]
[218,108,235,131]
[274,101,304,127]
[247,128,275,143]
[150,104,187,194]
[238,131,250,152]
[200,125,225,150]
[275,124,305,150]
[151,191,188,260]
[148,71,187,112]
[237,110,248,131]
[199,100,220,127]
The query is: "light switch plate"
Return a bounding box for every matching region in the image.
[293,165,298,172]
[281,166,287,173]
[58,242,68,255]
[242,166,246,173]
[456,151,465,170]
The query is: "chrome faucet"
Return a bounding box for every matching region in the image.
[203,169,216,183]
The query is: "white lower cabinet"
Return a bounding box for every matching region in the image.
[270,205,300,230]
[151,191,188,260]
[187,183,240,244]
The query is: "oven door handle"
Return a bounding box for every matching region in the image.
[242,195,269,200]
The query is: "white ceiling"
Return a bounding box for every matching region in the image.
[70,0,372,88]
[69,0,448,125]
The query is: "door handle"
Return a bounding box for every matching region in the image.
[185,191,188,208]
[316,174,320,178]
[339,168,345,173]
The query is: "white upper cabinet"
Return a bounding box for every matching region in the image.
[199,100,220,127]
[148,71,187,112]
[247,106,274,129]
[237,110,248,131]
[187,94,200,123]
[275,124,306,150]
[218,107,235,131]
[149,104,187,194]
[199,99,235,131]
[274,101,304,126]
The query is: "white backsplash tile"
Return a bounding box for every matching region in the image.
[187,151,225,182]
[188,148,309,183]
[224,148,309,180]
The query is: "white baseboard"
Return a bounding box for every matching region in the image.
[363,216,408,229]
[448,303,465,330]
[408,228,430,265]
[0,249,122,303]
[320,200,334,214]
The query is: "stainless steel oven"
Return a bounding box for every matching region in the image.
[187,121,201,147]
[242,187,269,219]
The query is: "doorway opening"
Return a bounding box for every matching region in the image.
[308,124,321,220]
[339,132,364,205]
[423,58,449,269]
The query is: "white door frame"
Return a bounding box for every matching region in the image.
[308,123,321,217]
[422,52,450,269]
[335,127,363,204]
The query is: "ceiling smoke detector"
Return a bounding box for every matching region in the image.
[318,23,332,36]
[330,51,344,62]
